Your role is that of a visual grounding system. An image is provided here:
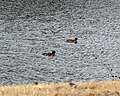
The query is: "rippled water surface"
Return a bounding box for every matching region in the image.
[0,0,120,85]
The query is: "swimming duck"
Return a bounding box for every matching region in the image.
[42,51,56,56]
[66,38,78,44]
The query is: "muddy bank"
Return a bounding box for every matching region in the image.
[0,81,120,96]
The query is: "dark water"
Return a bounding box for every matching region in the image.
[0,0,120,85]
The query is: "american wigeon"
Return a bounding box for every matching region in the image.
[66,38,78,44]
[42,51,56,56]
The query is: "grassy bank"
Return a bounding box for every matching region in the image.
[0,81,120,96]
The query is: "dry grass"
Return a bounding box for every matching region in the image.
[0,81,120,96]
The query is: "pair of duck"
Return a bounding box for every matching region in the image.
[42,38,78,56]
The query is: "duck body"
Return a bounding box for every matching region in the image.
[42,51,56,56]
[66,38,78,44]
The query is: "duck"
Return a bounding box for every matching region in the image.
[69,82,76,87]
[34,82,38,85]
[66,38,78,44]
[42,51,56,56]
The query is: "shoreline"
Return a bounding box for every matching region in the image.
[0,80,120,96]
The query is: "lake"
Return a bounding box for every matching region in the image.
[0,0,120,85]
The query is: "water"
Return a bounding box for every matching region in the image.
[0,0,120,85]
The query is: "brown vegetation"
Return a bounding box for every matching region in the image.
[0,81,120,96]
